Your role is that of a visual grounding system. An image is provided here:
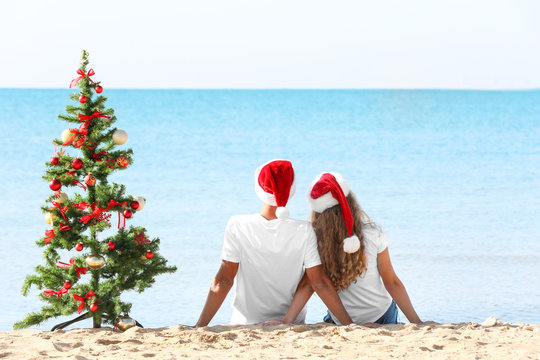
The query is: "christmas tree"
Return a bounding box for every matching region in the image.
[14,50,176,330]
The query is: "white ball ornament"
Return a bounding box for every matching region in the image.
[56,192,68,203]
[112,129,128,145]
[61,129,73,143]
[133,196,145,211]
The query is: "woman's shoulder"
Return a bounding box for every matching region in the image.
[361,222,384,237]
[361,222,389,251]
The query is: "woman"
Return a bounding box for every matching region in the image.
[277,172,427,325]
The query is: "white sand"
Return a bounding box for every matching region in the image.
[1,319,539,359]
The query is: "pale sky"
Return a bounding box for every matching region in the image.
[1,0,539,89]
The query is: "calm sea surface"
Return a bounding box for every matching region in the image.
[0,89,539,331]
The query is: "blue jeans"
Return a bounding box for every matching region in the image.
[323,300,398,325]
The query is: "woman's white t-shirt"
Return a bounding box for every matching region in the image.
[329,223,393,325]
[221,214,322,325]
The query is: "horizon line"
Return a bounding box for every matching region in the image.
[1,87,539,91]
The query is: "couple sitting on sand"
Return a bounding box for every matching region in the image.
[196,160,428,327]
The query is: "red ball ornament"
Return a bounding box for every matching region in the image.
[79,94,87,103]
[63,280,72,289]
[84,173,96,186]
[130,201,140,210]
[72,158,84,170]
[49,178,61,191]
[89,302,98,312]
[50,156,59,165]
[116,155,129,168]
[75,242,84,251]
[95,85,103,94]
[123,209,133,218]
[145,250,154,259]
[107,241,116,250]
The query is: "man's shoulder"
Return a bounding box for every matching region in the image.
[226,214,261,230]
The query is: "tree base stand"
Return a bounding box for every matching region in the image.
[51,313,144,331]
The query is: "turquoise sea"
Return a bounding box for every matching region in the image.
[0,89,539,331]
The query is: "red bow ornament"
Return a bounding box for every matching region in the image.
[50,201,68,221]
[72,201,92,211]
[73,289,95,313]
[44,287,68,298]
[70,68,95,88]
[44,229,55,244]
[58,258,87,279]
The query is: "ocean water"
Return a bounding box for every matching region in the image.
[0,89,539,331]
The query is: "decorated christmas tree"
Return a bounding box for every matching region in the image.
[14,50,176,330]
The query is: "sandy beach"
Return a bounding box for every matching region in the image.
[1,318,538,359]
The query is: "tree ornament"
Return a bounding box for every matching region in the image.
[130,201,139,210]
[75,242,84,251]
[86,254,106,270]
[116,316,137,332]
[107,241,116,250]
[112,129,128,145]
[63,280,72,289]
[79,94,87,103]
[84,173,96,186]
[61,129,73,143]
[95,85,103,93]
[56,192,69,204]
[50,156,59,165]
[145,250,154,259]
[89,302,98,312]
[123,209,133,218]
[49,179,61,191]
[116,155,129,168]
[72,158,84,170]
[45,212,57,226]
[132,196,145,211]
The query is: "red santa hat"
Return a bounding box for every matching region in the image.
[308,172,360,253]
[254,159,296,219]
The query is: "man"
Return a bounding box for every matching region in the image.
[196,160,352,326]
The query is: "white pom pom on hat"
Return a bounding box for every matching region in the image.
[343,235,361,253]
[276,207,290,219]
[254,159,296,219]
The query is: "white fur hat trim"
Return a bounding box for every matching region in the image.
[307,172,350,213]
[254,159,296,207]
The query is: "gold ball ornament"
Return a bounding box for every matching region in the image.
[116,154,129,168]
[132,196,145,211]
[61,129,73,143]
[56,192,69,203]
[116,316,137,332]
[112,129,128,145]
[85,254,106,270]
[84,173,96,187]
[45,212,58,226]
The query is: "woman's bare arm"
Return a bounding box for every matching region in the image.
[377,248,422,323]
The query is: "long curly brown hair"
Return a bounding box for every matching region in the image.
[311,192,369,291]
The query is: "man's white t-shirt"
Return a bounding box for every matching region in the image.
[329,223,393,325]
[221,214,322,325]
